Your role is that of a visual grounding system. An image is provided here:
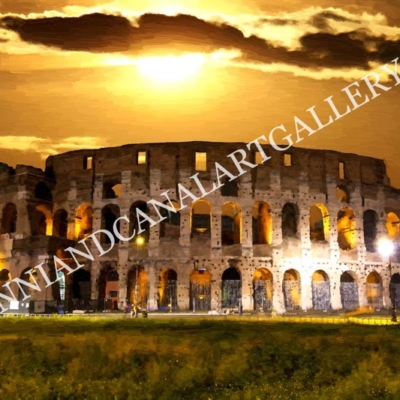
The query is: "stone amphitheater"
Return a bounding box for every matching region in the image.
[0,142,399,314]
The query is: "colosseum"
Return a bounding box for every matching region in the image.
[0,141,399,315]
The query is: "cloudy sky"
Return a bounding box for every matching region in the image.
[1,0,400,187]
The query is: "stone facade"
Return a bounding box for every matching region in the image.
[0,142,399,314]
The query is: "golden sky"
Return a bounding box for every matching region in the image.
[1,0,400,187]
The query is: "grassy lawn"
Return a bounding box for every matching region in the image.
[0,317,399,399]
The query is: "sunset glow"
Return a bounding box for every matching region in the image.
[136,54,206,83]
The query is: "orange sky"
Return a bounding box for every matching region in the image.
[1,0,400,187]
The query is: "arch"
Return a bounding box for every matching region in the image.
[17,267,38,301]
[75,203,93,240]
[101,204,120,244]
[363,210,379,252]
[71,269,91,309]
[31,205,52,236]
[191,199,211,237]
[386,212,400,238]
[1,203,17,234]
[221,177,238,197]
[159,200,181,239]
[0,269,11,296]
[253,268,273,311]
[282,269,301,310]
[337,207,357,250]
[53,209,68,238]
[127,265,148,308]
[390,273,400,307]
[221,202,242,245]
[102,177,122,199]
[252,201,272,245]
[340,271,359,310]
[129,201,149,243]
[336,185,349,203]
[98,266,119,311]
[366,271,383,310]
[34,182,53,202]
[221,267,241,309]
[311,270,330,311]
[282,203,299,239]
[310,203,329,242]
[158,269,178,310]
[190,268,211,311]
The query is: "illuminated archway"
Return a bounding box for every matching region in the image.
[366,271,383,310]
[311,270,330,311]
[386,212,400,238]
[127,265,148,308]
[0,269,11,296]
[310,204,329,242]
[252,202,272,245]
[158,269,178,310]
[190,268,211,311]
[282,203,299,239]
[129,201,149,243]
[75,203,93,240]
[31,204,52,236]
[53,209,68,238]
[17,267,38,301]
[191,199,211,238]
[337,208,357,250]
[283,269,301,310]
[340,271,359,310]
[98,266,119,311]
[159,200,180,239]
[253,268,273,311]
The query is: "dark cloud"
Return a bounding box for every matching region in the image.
[1,12,399,70]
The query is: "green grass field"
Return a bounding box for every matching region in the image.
[0,317,399,399]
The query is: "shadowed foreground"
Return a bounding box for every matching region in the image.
[0,317,399,399]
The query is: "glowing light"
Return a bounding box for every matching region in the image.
[136,54,206,83]
[377,238,394,257]
[136,236,145,246]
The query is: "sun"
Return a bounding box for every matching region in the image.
[136,53,206,83]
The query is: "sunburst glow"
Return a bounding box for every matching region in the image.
[136,54,206,82]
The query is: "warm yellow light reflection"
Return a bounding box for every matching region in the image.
[136,54,206,82]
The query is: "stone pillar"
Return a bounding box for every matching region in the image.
[211,209,222,255]
[241,268,253,311]
[210,279,221,311]
[300,270,313,311]
[272,268,285,314]
[330,271,342,310]
[147,261,158,311]
[241,206,253,257]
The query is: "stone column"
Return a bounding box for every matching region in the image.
[272,269,285,314]
[241,206,253,257]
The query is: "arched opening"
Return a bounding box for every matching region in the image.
[311,270,330,311]
[310,204,329,242]
[221,177,238,197]
[337,208,357,250]
[190,268,211,311]
[191,199,211,238]
[71,269,91,310]
[17,267,38,301]
[363,210,379,252]
[158,269,178,310]
[1,203,17,234]
[253,268,273,311]
[75,203,93,240]
[390,273,400,309]
[34,182,53,202]
[386,212,400,238]
[0,269,11,296]
[31,205,52,236]
[102,178,122,199]
[51,248,73,310]
[221,267,241,309]
[129,201,150,243]
[159,200,180,239]
[98,267,119,311]
[221,202,241,245]
[366,271,383,310]
[337,186,349,203]
[101,204,120,244]
[283,269,301,310]
[53,209,68,238]
[127,265,148,308]
[282,203,299,239]
[340,271,359,310]
[252,201,272,245]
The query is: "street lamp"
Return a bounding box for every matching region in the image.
[135,236,145,307]
[378,237,397,322]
